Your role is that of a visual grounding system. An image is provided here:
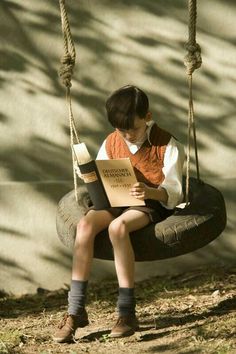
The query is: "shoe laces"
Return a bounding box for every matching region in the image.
[58,313,70,329]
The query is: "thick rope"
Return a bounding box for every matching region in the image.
[184,0,202,76]
[59,0,80,201]
[184,0,202,205]
[58,0,76,88]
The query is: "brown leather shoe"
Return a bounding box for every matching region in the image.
[110,315,139,338]
[52,310,89,343]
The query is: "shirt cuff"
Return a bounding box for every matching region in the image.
[158,183,183,210]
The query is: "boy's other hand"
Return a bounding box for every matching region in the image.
[129,182,151,200]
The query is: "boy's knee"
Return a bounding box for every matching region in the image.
[75,217,95,245]
[77,217,93,232]
[108,219,127,243]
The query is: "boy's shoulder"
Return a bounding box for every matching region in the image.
[106,129,124,145]
[105,130,122,151]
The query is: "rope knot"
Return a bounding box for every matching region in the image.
[184,42,202,75]
[58,53,75,88]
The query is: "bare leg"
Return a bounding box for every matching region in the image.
[53,210,115,343]
[108,210,150,288]
[72,210,114,281]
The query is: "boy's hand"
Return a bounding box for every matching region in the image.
[129,182,151,200]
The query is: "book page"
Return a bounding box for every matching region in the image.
[95,158,145,207]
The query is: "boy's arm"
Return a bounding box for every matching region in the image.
[158,138,185,209]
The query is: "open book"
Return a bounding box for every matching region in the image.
[73,143,145,208]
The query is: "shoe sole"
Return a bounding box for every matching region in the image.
[109,326,139,338]
[52,335,74,343]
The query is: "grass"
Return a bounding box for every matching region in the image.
[0,264,236,354]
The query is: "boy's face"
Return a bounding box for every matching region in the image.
[116,112,152,144]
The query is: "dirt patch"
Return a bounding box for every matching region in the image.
[1,264,236,354]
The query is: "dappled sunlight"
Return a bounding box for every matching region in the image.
[0,180,73,294]
[39,245,72,272]
[198,1,236,40]
[0,134,81,202]
[0,254,38,291]
[0,0,62,96]
[1,0,235,163]
[0,226,29,239]
[0,0,236,293]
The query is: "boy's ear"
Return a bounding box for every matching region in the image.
[145,111,152,122]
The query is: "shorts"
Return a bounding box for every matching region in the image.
[86,199,174,223]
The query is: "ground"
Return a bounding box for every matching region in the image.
[0,264,236,354]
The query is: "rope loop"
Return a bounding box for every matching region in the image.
[59,53,75,88]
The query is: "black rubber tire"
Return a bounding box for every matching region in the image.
[56,178,227,261]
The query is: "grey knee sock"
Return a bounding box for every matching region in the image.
[68,280,88,316]
[117,287,136,316]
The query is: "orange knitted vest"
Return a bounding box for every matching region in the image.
[105,123,171,188]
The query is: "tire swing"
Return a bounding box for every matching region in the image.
[56,0,227,261]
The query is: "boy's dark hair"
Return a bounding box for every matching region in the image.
[105,85,149,130]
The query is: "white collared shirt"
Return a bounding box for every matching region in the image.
[96,121,185,209]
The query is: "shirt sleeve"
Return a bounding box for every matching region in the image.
[96,139,109,160]
[159,137,185,209]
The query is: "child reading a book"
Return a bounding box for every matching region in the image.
[53,85,185,342]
